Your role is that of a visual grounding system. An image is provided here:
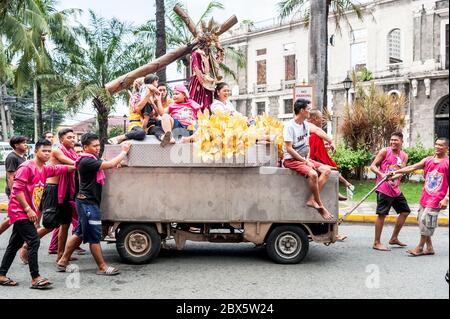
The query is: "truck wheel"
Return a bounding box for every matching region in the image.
[266,225,309,264]
[116,224,161,264]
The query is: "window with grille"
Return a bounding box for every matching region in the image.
[285,55,296,81]
[284,99,293,114]
[388,29,402,64]
[256,102,266,115]
[257,60,266,85]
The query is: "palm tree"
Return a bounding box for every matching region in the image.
[277,0,363,111]
[1,0,79,138]
[155,0,167,83]
[47,11,152,153]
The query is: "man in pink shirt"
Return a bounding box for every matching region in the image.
[394,137,449,256]
[370,132,410,251]
[0,139,75,289]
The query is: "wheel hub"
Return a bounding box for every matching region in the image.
[275,232,302,259]
[127,232,150,255]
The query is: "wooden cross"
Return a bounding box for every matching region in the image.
[105,5,238,95]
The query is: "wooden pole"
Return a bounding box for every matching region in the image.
[173,5,197,38]
[104,6,238,96]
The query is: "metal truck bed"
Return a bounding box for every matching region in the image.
[101,166,339,223]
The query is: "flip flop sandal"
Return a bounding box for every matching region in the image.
[56,264,78,273]
[0,278,18,286]
[424,251,435,256]
[160,132,172,147]
[30,279,52,290]
[97,266,120,276]
[75,249,86,256]
[407,250,424,257]
[373,246,391,251]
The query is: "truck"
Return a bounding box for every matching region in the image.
[100,136,339,265]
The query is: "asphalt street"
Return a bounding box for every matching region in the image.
[0,218,448,299]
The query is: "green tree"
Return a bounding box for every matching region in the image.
[0,0,79,139]
[277,0,363,111]
[49,11,151,154]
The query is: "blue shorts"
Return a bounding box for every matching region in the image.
[75,200,102,244]
[173,119,188,129]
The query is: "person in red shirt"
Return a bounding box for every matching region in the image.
[308,110,354,201]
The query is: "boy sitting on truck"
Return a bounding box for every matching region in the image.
[283,99,335,221]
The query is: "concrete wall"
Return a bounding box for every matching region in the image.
[410,77,449,147]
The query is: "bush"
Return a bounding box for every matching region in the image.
[404,141,434,166]
[108,125,125,139]
[341,82,407,153]
[331,144,373,180]
[403,141,434,180]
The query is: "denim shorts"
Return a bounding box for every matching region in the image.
[75,200,102,244]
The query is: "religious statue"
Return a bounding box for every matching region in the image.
[189,20,225,111]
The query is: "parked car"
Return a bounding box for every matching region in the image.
[0,142,14,164]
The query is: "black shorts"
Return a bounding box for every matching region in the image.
[41,184,58,215]
[41,183,73,226]
[376,192,411,215]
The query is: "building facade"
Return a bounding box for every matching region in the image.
[221,0,449,147]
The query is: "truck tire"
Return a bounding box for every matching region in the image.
[266,225,309,264]
[116,224,161,264]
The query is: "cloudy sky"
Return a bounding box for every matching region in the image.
[57,0,282,123]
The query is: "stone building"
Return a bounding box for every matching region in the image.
[221,0,449,147]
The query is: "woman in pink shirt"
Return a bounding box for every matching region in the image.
[394,137,449,256]
[0,139,74,289]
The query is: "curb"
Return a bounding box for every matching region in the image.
[338,213,449,226]
[1,202,448,226]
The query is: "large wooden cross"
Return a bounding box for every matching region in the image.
[105,5,238,95]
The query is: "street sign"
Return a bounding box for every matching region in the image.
[294,85,315,109]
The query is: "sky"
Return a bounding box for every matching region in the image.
[57,0,281,124]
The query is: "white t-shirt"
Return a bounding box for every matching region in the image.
[210,99,236,115]
[283,119,310,160]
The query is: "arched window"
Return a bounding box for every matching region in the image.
[388,29,402,64]
[435,95,449,140]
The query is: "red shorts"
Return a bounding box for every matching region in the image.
[283,159,324,178]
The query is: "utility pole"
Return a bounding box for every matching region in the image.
[34,82,38,142]
[0,84,9,141]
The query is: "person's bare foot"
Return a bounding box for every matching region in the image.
[306,199,321,210]
[180,136,192,144]
[317,206,333,220]
[423,249,435,255]
[373,243,391,251]
[389,239,407,247]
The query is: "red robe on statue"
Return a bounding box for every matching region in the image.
[188,49,216,111]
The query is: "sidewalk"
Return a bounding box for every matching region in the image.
[1,193,449,226]
[338,200,449,226]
